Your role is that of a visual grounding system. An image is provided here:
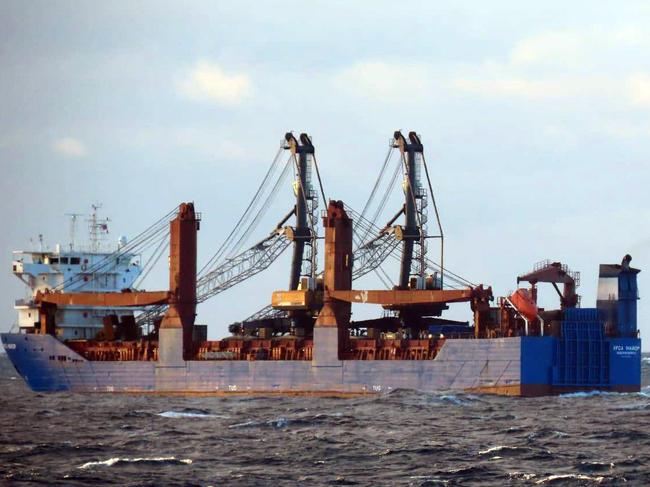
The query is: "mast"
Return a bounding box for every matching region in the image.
[65,213,83,252]
[393,131,424,289]
[284,133,316,291]
[88,204,110,253]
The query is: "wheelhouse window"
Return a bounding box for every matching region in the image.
[70,257,81,265]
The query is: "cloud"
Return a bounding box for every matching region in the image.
[599,121,650,140]
[510,30,585,67]
[53,137,87,157]
[178,61,252,105]
[510,27,650,68]
[451,26,650,104]
[453,76,569,100]
[332,61,434,102]
[629,74,650,107]
[452,74,617,101]
[171,127,249,159]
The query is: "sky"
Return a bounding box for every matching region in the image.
[1,1,649,349]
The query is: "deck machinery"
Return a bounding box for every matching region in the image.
[1,131,642,396]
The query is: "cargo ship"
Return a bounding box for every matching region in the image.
[1,132,642,396]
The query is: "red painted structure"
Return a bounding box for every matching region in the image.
[35,202,200,357]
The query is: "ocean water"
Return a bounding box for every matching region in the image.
[1,354,649,486]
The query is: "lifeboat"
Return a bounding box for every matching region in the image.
[509,288,538,321]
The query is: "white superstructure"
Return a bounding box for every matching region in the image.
[12,207,142,339]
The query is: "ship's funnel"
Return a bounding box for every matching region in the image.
[597,255,640,337]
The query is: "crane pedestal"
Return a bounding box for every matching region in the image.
[312,201,353,365]
[158,327,184,366]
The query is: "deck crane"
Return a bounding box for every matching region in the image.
[227,133,326,337]
[240,130,484,339]
[342,131,487,338]
[348,131,445,290]
[136,132,324,335]
[346,132,441,285]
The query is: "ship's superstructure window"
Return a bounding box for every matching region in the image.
[71,257,80,265]
[49,257,59,264]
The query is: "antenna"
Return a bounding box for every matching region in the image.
[87,203,110,253]
[65,212,85,252]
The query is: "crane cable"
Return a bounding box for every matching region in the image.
[223,156,292,261]
[133,230,170,289]
[311,152,328,206]
[365,157,402,237]
[53,205,178,291]
[351,146,395,248]
[360,146,394,220]
[345,205,396,289]
[346,203,474,289]
[198,146,284,276]
[420,151,445,285]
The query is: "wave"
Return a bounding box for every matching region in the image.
[611,402,650,411]
[527,429,568,441]
[478,445,531,456]
[440,465,492,476]
[576,461,615,473]
[534,474,604,484]
[508,471,537,481]
[158,408,229,419]
[78,456,192,469]
[560,390,615,398]
[229,417,289,429]
[377,444,444,456]
[383,389,482,407]
[561,389,650,398]
[228,412,349,430]
[438,394,471,406]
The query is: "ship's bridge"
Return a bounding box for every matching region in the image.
[12,247,142,339]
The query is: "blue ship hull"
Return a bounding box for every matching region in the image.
[1,331,640,396]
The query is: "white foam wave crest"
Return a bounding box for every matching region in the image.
[560,391,614,398]
[534,473,604,484]
[478,445,523,455]
[229,417,289,429]
[79,456,192,469]
[479,445,506,455]
[439,394,470,405]
[561,389,650,398]
[158,411,228,419]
